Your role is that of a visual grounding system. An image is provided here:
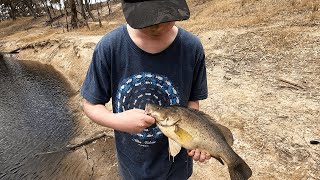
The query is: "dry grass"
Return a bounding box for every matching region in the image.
[179,0,320,34]
[1,1,319,179]
[265,28,301,49]
[0,17,43,38]
[180,0,268,33]
[293,0,320,11]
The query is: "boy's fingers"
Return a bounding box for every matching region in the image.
[193,149,200,161]
[199,153,207,162]
[188,150,195,156]
[188,149,211,162]
[205,152,211,160]
[132,108,145,113]
[144,115,155,124]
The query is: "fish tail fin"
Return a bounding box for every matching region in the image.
[228,158,252,180]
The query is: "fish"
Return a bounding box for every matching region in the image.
[145,103,252,180]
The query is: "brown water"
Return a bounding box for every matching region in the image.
[0,56,77,179]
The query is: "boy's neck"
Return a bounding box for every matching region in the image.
[127,24,178,54]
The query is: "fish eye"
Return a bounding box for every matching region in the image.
[157,107,161,110]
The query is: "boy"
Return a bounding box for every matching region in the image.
[81,0,209,179]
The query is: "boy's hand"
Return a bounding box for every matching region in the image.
[116,109,155,134]
[187,149,211,162]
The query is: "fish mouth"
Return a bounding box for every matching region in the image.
[156,119,179,127]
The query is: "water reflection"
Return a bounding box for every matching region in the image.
[0,57,76,179]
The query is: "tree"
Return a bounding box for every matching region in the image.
[22,0,39,19]
[69,0,78,28]
[40,0,53,21]
[0,0,18,20]
[0,0,115,30]
[50,0,64,16]
[78,0,89,28]
[97,0,102,27]
[106,0,112,15]
[63,0,69,31]
[84,0,95,21]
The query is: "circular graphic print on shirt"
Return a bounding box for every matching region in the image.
[114,72,180,147]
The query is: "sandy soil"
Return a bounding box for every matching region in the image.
[0,0,319,179]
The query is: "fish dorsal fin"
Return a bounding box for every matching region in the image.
[185,108,215,122]
[214,123,234,146]
[168,138,181,161]
[174,125,193,144]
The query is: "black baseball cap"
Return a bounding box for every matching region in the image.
[122,0,190,29]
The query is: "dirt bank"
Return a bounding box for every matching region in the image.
[0,0,319,179]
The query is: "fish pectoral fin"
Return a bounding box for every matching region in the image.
[174,126,193,144]
[215,123,234,146]
[168,138,181,158]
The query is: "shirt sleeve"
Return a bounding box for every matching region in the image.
[80,40,112,105]
[189,43,208,101]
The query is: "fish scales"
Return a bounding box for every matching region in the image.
[145,103,252,180]
[177,107,229,151]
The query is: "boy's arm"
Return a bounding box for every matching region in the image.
[187,100,211,162]
[187,100,199,110]
[82,99,155,134]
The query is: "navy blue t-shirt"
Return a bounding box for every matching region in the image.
[81,24,208,180]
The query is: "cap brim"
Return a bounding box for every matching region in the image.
[122,0,190,29]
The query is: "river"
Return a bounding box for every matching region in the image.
[0,55,77,179]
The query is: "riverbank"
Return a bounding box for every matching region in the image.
[1,0,319,179]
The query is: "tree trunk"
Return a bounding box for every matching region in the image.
[84,0,96,21]
[59,2,63,16]
[9,1,17,20]
[78,0,86,19]
[50,4,56,17]
[99,0,103,14]
[70,0,78,29]
[41,0,53,21]
[79,0,90,29]
[34,0,41,17]
[107,0,112,15]
[63,0,69,32]
[97,1,102,27]
[23,0,37,19]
